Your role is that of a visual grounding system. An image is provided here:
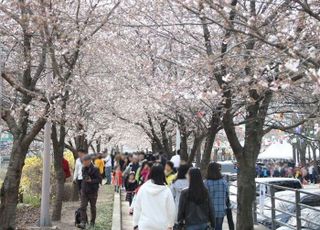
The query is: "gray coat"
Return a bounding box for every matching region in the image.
[170,179,189,221]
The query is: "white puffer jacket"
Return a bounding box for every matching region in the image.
[133,180,175,230]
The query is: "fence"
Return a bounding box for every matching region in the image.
[229,181,320,230]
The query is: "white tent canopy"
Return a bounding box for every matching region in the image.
[258,142,293,160]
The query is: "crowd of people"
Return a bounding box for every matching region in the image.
[256,161,320,184]
[110,151,233,230]
[70,147,320,229]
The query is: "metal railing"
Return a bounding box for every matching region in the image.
[229,180,320,230]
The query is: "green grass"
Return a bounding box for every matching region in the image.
[22,194,41,207]
[93,185,114,230]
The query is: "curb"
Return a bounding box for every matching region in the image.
[111,190,122,230]
[27,227,58,230]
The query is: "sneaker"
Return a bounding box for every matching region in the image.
[90,222,95,228]
[78,222,86,229]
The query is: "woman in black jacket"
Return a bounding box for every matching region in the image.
[178,168,215,230]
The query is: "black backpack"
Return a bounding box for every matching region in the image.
[75,208,88,226]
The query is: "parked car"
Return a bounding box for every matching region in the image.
[276,207,320,230]
[255,177,302,195]
[259,190,320,229]
[229,178,303,209]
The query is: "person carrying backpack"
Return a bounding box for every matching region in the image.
[78,155,101,229]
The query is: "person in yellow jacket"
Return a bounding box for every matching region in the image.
[165,161,176,186]
[94,154,105,177]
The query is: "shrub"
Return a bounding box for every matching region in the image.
[20,150,74,201]
[21,156,43,195]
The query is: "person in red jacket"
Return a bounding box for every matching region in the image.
[62,157,71,181]
[112,165,123,193]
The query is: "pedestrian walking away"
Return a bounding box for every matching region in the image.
[178,167,215,230]
[205,162,228,230]
[133,164,175,230]
[170,164,190,228]
[104,153,113,184]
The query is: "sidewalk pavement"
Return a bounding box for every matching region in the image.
[121,194,133,230]
[223,212,268,230]
[120,197,268,230]
[112,192,121,230]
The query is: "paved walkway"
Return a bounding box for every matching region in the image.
[120,197,268,230]
[121,194,133,230]
[57,185,114,230]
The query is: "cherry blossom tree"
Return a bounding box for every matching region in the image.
[0,0,121,226]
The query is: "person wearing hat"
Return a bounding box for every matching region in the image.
[78,155,102,229]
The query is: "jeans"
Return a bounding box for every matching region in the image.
[215,217,224,230]
[80,192,98,224]
[105,166,112,184]
[186,223,209,230]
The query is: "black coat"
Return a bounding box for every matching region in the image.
[125,180,138,192]
[81,163,101,194]
[178,189,215,228]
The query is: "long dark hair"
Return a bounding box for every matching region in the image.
[149,164,166,185]
[175,164,190,180]
[188,168,208,203]
[207,162,223,180]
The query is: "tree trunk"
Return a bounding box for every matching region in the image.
[51,172,64,221]
[298,139,307,165]
[200,134,216,177]
[312,145,317,161]
[237,157,257,230]
[0,140,28,229]
[178,115,189,162]
[200,114,220,177]
[51,90,68,221]
[180,132,188,162]
[293,144,297,163]
[187,134,204,165]
[195,147,201,168]
[160,120,173,158]
[96,137,101,153]
[51,126,65,221]
[151,139,162,153]
[0,108,46,228]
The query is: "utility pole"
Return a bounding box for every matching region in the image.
[0,45,3,163]
[40,73,52,227]
[0,44,4,133]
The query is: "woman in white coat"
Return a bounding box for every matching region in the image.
[133,164,175,230]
